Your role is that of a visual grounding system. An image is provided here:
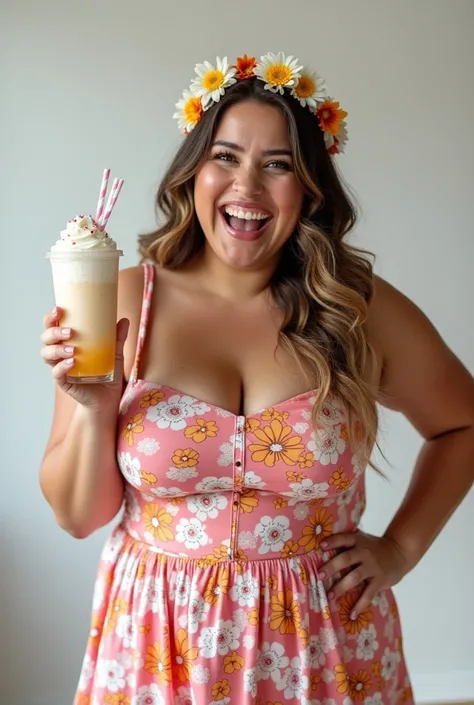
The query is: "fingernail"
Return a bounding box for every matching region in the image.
[64,346,74,354]
[321,541,328,549]
[52,307,57,317]
[61,328,71,336]
[350,611,357,620]
[66,357,75,366]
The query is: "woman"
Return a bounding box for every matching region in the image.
[40,53,474,704]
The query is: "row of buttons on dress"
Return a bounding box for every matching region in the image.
[228,416,246,558]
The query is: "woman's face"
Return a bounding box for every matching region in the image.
[194,100,304,270]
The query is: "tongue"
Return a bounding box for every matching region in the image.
[229,216,263,232]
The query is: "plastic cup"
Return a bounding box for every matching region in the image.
[46,248,123,383]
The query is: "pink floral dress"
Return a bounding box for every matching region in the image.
[74,263,414,705]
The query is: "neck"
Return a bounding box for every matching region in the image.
[189,245,278,301]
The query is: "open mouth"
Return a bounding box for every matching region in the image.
[220,205,273,236]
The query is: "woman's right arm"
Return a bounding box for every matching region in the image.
[39,266,144,539]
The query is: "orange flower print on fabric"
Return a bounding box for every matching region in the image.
[329,466,352,492]
[175,628,199,682]
[104,597,128,634]
[140,471,157,485]
[223,651,245,674]
[212,678,231,699]
[76,695,91,705]
[298,452,314,469]
[104,695,131,705]
[261,407,290,423]
[335,663,350,694]
[139,389,165,408]
[349,670,372,700]
[122,412,144,446]
[144,640,172,684]
[143,504,174,541]
[204,568,230,606]
[248,608,259,626]
[273,498,288,509]
[239,488,260,513]
[281,540,299,559]
[269,589,301,635]
[286,471,305,483]
[338,590,373,634]
[184,418,219,443]
[299,508,333,551]
[172,448,199,467]
[87,614,104,649]
[245,417,261,434]
[249,419,304,467]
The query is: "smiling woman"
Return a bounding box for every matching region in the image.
[39,52,474,705]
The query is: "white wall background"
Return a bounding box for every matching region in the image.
[2,1,473,703]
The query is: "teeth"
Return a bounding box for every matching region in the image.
[224,206,270,221]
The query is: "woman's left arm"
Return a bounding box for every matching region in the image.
[321,276,474,614]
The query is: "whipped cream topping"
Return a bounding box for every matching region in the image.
[51,215,117,251]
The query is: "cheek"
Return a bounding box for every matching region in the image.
[195,164,228,205]
[274,181,304,222]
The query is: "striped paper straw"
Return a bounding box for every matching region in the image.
[99,177,124,230]
[95,168,110,225]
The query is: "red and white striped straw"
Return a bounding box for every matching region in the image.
[95,168,110,225]
[99,177,124,230]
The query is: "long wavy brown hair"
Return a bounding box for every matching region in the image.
[139,78,378,467]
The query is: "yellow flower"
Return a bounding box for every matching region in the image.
[143,504,174,541]
[104,597,128,634]
[249,419,304,467]
[291,68,326,108]
[273,498,288,509]
[223,651,244,674]
[173,89,203,133]
[87,613,104,649]
[104,695,131,705]
[298,627,310,647]
[144,640,172,685]
[245,417,261,433]
[349,670,372,700]
[286,470,306,482]
[139,389,165,408]
[261,407,289,422]
[203,568,230,606]
[239,488,259,513]
[172,448,199,467]
[269,589,301,634]
[211,679,231,699]
[190,56,237,107]
[140,471,157,485]
[335,663,350,694]
[311,672,322,691]
[76,696,91,705]
[184,418,219,443]
[281,540,299,559]
[298,452,314,469]
[122,412,144,446]
[175,628,199,682]
[329,467,351,492]
[299,508,333,552]
[338,591,373,635]
[267,575,278,590]
[248,608,259,626]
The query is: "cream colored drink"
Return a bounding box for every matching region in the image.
[47,215,123,383]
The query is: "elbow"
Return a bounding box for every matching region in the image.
[56,516,95,539]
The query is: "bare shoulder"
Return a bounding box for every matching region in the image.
[118,265,146,381]
[366,275,474,438]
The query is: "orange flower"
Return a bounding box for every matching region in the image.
[322,605,331,620]
[175,628,199,682]
[140,624,151,635]
[211,678,231,699]
[245,417,261,433]
[261,407,290,422]
[298,452,314,469]
[76,696,91,705]
[298,562,309,585]
[87,613,104,648]
[122,412,144,446]
[249,419,304,466]
[349,670,372,700]
[140,471,157,485]
[269,589,301,634]
[143,504,174,541]
[223,651,245,674]
[104,597,128,634]
[203,568,230,606]
[234,54,257,79]
[338,591,373,634]
[172,448,199,467]
[335,663,350,694]
[248,608,259,625]
[267,575,278,590]
[299,627,310,647]
[239,488,259,513]
[184,418,218,443]
[299,508,333,551]
[402,686,414,702]
[104,695,131,705]
[139,389,165,408]
[329,467,351,492]
[273,498,288,509]
[144,640,172,684]
[311,672,322,691]
[286,470,306,482]
[317,99,348,135]
[372,661,382,676]
[281,540,299,559]
[340,425,350,442]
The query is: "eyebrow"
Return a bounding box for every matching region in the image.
[212,140,293,157]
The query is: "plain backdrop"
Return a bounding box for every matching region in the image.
[1,1,474,703]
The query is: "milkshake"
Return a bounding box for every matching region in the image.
[47,215,123,383]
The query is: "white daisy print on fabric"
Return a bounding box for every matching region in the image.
[187,493,228,520]
[308,426,346,465]
[117,451,142,486]
[255,515,292,555]
[136,437,160,456]
[146,394,211,431]
[176,517,209,550]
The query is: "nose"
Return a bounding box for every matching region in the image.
[232,164,263,198]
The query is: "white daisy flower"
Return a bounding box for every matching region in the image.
[117,451,141,486]
[255,515,292,554]
[136,437,160,456]
[134,683,165,705]
[230,570,259,607]
[167,465,198,482]
[255,52,302,94]
[357,624,379,661]
[176,517,209,550]
[191,663,210,684]
[173,89,203,133]
[256,642,289,681]
[187,493,228,520]
[276,656,308,699]
[308,427,346,465]
[291,68,327,108]
[190,56,237,108]
[96,658,125,692]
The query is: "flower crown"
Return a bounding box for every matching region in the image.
[173,52,348,155]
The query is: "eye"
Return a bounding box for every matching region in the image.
[212,150,238,163]
[266,160,292,171]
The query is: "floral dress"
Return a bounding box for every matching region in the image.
[74,264,414,705]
